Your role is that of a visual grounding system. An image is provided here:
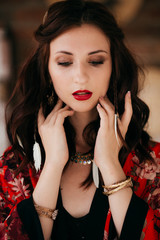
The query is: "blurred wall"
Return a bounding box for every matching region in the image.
[121,0,160,141]
[0,0,160,155]
[0,0,47,155]
[0,0,47,71]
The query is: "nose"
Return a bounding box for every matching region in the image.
[73,62,89,85]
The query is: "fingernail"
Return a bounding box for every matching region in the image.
[127,91,131,98]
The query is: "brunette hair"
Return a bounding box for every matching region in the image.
[6,0,152,182]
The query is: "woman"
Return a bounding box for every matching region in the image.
[0,0,160,239]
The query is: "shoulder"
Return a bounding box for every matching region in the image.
[0,145,37,182]
[0,145,40,195]
[0,146,18,169]
[124,142,160,210]
[0,147,33,225]
[124,141,160,175]
[149,141,160,155]
[0,146,27,188]
[0,146,37,206]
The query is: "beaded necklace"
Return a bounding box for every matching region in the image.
[70,152,94,165]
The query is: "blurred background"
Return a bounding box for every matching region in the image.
[0,0,160,155]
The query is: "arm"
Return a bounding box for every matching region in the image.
[0,148,60,240]
[103,143,160,239]
[100,160,133,235]
[120,143,160,239]
[94,92,133,236]
[32,100,74,240]
[104,184,160,239]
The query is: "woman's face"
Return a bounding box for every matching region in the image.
[48,24,112,112]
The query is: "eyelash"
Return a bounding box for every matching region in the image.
[58,62,72,66]
[89,61,104,65]
[57,61,104,66]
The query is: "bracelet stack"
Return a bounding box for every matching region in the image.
[103,177,133,196]
[34,202,58,220]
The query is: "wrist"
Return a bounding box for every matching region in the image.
[33,161,62,209]
[102,177,133,196]
[99,160,126,186]
[44,157,66,173]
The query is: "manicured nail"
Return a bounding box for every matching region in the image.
[127,91,131,98]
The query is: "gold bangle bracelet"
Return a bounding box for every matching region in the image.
[103,177,133,196]
[34,202,58,220]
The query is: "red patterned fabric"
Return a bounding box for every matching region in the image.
[104,143,160,239]
[0,146,39,240]
[0,144,160,239]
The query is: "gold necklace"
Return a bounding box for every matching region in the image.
[70,152,94,165]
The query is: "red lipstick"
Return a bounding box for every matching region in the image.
[72,90,92,101]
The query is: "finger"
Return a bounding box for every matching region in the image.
[121,91,133,132]
[55,109,74,125]
[52,98,63,113]
[48,105,71,125]
[58,105,71,113]
[46,99,63,123]
[37,107,45,127]
[99,96,115,116]
[99,97,115,128]
[104,96,115,111]
[97,103,108,128]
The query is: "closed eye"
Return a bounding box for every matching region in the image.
[89,61,104,66]
[57,62,73,66]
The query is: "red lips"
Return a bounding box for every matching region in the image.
[72,90,92,101]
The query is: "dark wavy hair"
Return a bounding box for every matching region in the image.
[5,0,153,183]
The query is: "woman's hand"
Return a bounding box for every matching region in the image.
[38,99,74,169]
[94,91,132,171]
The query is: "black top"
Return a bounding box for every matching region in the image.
[51,187,109,240]
[17,190,148,240]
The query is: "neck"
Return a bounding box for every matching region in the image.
[68,108,98,152]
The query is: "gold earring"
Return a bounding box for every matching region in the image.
[47,92,54,106]
[46,84,54,106]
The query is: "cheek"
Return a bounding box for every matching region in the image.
[103,65,112,92]
[49,65,64,97]
[99,73,111,94]
[50,67,70,87]
[49,71,64,92]
[52,81,63,95]
[51,77,68,100]
[101,82,110,96]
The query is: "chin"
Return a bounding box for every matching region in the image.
[70,102,97,113]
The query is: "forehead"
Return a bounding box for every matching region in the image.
[49,24,110,52]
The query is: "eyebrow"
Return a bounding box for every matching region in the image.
[88,50,108,55]
[56,51,72,55]
[55,50,108,55]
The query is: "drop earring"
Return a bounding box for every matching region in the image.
[33,118,41,172]
[33,136,42,172]
[92,161,99,188]
[114,113,120,146]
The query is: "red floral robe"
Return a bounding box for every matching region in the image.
[0,143,160,239]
